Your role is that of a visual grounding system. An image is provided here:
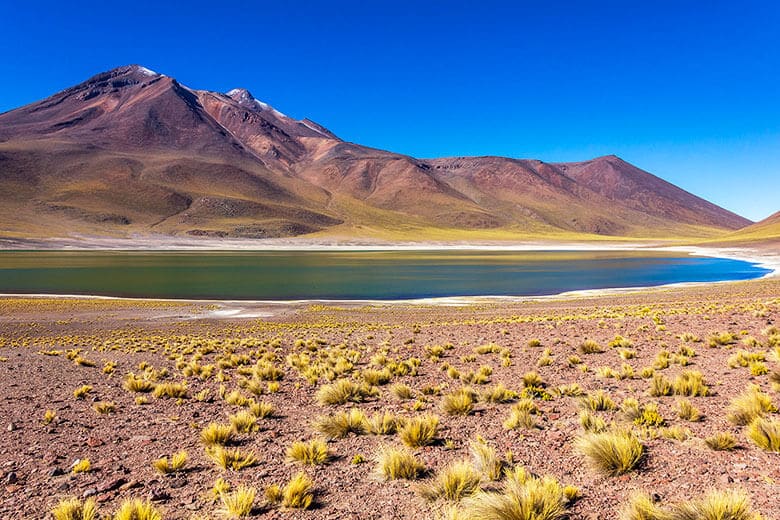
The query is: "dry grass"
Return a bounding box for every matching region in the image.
[206,446,257,470]
[704,432,738,451]
[669,489,758,520]
[315,379,378,405]
[152,381,188,399]
[286,439,331,465]
[123,373,155,393]
[726,385,778,425]
[313,408,368,439]
[676,399,702,422]
[575,429,644,476]
[280,472,315,509]
[418,460,482,502]
[458,473,570,520]
[375,445,426,480]
[399,414,439,448]
[442,387,476,416]
[746,417,780,451]
[51,497,97,520]
[218,485,256,518]
[152,450,188,474]
[200,422,235,447]
[470,437,503,481]
[113,499,162,520]
[580,390,616,411]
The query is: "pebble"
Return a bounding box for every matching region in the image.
[6,423,15,432]
[5,472,18,484]
[83,488,97,498]
[48,467,64,477]
[119,480,141,491]
[86,437,104,447]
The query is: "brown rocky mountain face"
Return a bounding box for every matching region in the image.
[0,65,752,240]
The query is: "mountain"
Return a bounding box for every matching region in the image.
[0,65,752,241]
[714,210,780,246]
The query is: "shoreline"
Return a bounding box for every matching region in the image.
[0,244,776,313]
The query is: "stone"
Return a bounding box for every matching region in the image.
[83,488,97,498]
[97,477,126,493]
[5,472,17,484]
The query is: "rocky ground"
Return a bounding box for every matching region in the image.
[0,278,779,519]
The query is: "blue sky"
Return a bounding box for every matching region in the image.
[1,1,778,221]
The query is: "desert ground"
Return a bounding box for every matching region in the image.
[1,271,779,519]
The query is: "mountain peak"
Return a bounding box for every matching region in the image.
[226,88,255,102]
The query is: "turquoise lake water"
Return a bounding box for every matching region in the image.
[0,250,770,300]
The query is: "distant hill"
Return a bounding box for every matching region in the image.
[714,211,780,246]
[0,65,752,241]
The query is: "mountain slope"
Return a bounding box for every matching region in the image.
[0,65,752,241]
[714,211,780,245]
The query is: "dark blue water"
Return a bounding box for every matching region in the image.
[0,250,770,300]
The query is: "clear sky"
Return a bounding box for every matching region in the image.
[1,1,778,221]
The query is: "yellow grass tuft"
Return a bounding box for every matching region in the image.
[206,446,257,471]
[459,473,570,520]
[200,422,235,447]
[746,417,780,451]
[51,497,97,520]
[152,382,188,399]
[704,432,738,451]
[113,499,162,520]
[281,472,315,509]
[286,439,331,465]
[442,387,476,416]
[313,408,368,439]
[727,384,777,425]
[153,450,188,474]
[470,437,503,481]
[575,428,644,476]
[73,385,92,400]
[375,445,426,480]
[399,414,439,448]
[123,374,155,393]
[315,378,378,405]
[218,485,256,518]
[418,460,482,502]
[229,410,258,433]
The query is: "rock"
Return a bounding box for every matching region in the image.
[6,423,15,432]
[148,487,170,502]
[5,484,22,493]
[119,480,141,491]
[97,477,126,493]
[83,488,97,498]
[718,473,734,484]
[86,437,104,447]
[96,493,113,503]
[168,476,188,489]
[5,472,17,484]
[48,467,64,477]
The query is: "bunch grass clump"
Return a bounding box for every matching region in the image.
[218,485,256,518]
[575,428,644,476]
[153,450,188,474]
[375,445,426,480]
[313,408,367,439]
[504,399,539,430]
[315,379,378,405]
[746,417,780,451]
[442,387,476,416]
[200,422,235,447]
[113,499,162,520]
[470,437,503,481]
[286,439,331,465]
[152,382,188,399]
[399,414,439,448]
[727,384,777,425]
[51,497,97,520]
[580,390,616,411]
[704,432,738,451]
[206,446,257,471]
[123,374,155,393]
[418,460,481,502]
[458,472,571,520]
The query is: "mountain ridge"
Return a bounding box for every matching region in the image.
[0,65,753,241]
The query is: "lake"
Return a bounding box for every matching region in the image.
[0,250,770,301]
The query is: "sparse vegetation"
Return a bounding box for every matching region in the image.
[375,445,426,480]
